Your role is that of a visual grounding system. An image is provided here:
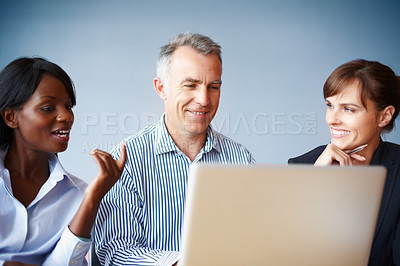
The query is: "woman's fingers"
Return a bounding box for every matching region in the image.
[334,152,353,166]
[315,144,353,166]
[116,141,127,172]
[350,153,366,162]
[90,141,127,178]
[89,150,109,171]
[90,150,114,170]
[90,149,120,178]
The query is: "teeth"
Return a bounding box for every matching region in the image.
[332,129,350,135]
[192,111,205,115]
[54,130,69,134]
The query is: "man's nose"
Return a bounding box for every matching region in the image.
[195,85,210,106]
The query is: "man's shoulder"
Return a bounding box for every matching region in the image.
[126,124,157,143]
[213,130,250,151]
[211,130,253,162]
[288,145,326,164]
[111,124,157,157]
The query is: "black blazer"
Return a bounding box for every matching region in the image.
[288,140,400,266]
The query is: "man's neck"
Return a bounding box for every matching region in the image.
[163,116,209,161]
[179,139,205,162]
[168,132,207,162]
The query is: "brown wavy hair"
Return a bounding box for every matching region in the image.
[323,59,400,132]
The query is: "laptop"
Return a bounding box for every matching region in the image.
[179,164,387,266]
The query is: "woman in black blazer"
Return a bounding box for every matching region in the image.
[289,59,400,266]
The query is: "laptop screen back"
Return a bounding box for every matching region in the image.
[180,164,386,266]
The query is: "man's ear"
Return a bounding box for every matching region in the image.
[154,77,167,100]
[1,108,18,129]
[378,105,395,128]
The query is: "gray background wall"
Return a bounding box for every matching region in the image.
[1,0,399,183]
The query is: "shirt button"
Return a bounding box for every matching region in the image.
[77,244,82,250]
[70,259,75,264]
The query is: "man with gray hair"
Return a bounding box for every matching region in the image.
[95,33,254,265]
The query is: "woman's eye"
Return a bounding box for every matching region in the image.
[41,106,55,112]
[344,106,355,112]
[326,103,333,109]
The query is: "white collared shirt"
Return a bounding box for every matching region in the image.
[0,146,91,266]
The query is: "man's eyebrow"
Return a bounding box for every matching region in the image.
[182,78,201,83]
[181,78,222,85]
[210,80,222,85]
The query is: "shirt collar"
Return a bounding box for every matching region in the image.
[204,125,221,154]
[154,113,221,156]
[154,113,180,155]
[0,144,84,204]
[32,154,85,207]
[48,153,82,189]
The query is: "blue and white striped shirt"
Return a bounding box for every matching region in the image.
[95,114,254,265]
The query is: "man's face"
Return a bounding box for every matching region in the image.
[162,46,222,142]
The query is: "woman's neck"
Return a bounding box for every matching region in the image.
[4,141,50,207]
[5,141,50,178]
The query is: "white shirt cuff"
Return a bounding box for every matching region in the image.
[42,226,92,266]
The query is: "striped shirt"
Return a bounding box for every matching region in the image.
[95,114,255,265]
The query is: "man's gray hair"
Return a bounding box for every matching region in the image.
[156,33,222,84]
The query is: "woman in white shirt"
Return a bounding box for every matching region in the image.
[0,57,126,265]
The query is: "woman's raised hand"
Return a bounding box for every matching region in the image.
[87,142,127,200]
[314,143,366,166]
